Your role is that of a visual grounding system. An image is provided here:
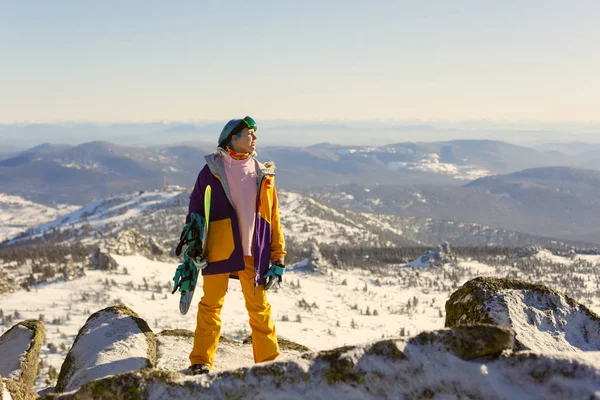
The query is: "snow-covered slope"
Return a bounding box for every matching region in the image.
[0,193,78,243]
[1,248,600,392]
[5,187,587,251]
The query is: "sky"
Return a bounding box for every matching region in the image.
[1,0,599,124]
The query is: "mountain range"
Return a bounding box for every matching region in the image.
[2,139,600,244]
[309,166,600,244]
[3,186,596,252]
[2,139,600,202]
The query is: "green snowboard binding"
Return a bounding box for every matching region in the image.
[173,186,211,315]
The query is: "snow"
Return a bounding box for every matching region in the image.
[0,252,486,391]
[278,191,380,245]
[62,308,151,392]
[0,250,600,395]
[387,153,490,180]
[404,257,430,268]
[2,385,11,400]
[0,193,78,242]
[0,324,32,380]
[3,187,600,395]
[490,289,600,352]
[534,248,574,264]
[18,188,184,241]
[59,339,600,399]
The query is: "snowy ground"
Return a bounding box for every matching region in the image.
[2,251,599,392]
[0,193,79,242]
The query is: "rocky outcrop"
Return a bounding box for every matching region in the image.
[514,246,543,258]
[155,329,194,372]
[445,277,600,351]
[89,247,117,271]
[407,242,456,267]
[0,320,45,389]
[55,305,156,393]
[290,242,330,274]
[105,229,167,260]
[409,324,514,360]
[243,335,311,353]
[156,329,311,373]
[1,377,38,400]
[0,279,15,296]
[43,328,600,400]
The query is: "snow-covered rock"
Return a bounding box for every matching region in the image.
[408,324,514,360]
[55,305,156,393]
[156,329,311,373]
[290,242,329,274]
[89,248,118,271]
[155,329,194,372]
[42,328,600,399]
[406,242,456,267]
[445,277,600,352]
[0,279,15,296]
[514,246,543,258]
[0,378,8,400]
[1,376,38,400]
[104,229,168,260]
[0,320,45,388]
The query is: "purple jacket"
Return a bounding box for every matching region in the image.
[187,153,286,287]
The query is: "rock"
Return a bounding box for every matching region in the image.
[0,376,7,400]
[409,324,514,360]
[445,277,600,351]
[55,305,156,393]
[0,279,15,296]
[0,320,45,388]
[41,337,600,400]
[407,242,456,267]
[104,229,167,260]
[90,247,117,271]
[290,242,329,274]
[514,246,543,258]
[1,377,38,400]
[155,329,195,372]
[155,329,310,373]
[243,335,311,353]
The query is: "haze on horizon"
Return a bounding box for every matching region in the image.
[1,1,599,125]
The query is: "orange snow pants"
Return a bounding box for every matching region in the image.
[189,256,280,368]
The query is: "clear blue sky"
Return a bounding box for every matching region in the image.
[1,0,598,123]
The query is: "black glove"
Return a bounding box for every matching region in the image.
[263,263,285,291]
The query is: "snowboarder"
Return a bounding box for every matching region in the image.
[185,116,286,375]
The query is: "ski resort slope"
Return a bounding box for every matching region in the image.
[0,193,78,243]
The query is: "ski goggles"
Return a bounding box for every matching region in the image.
[240,116,257,132]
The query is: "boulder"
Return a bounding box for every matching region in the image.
[445,277,600,351]
[1,377,38,400]
[42,335,600,400]
[0,320,45,388]
[290,242,330,274]
[408,324,514,360]
[0,279,15,296]
[90,247,118,271]
[55,305,156,393]
[105,229,167,260]
[155,329,310,372]
[407,242,456,267]
[155,329,195,372]
[514,246,543,258]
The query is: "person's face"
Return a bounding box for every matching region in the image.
[231,127,256,153]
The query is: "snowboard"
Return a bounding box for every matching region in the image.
[179,185,211,315]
